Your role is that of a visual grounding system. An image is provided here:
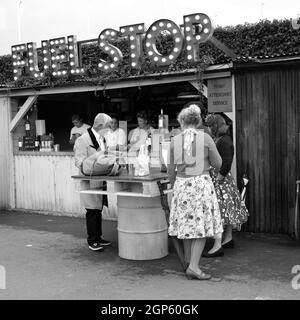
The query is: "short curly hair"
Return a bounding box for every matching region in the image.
[177,104,201,127]
[136,110,149,122]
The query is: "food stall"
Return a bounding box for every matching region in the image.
[0,12,234,224]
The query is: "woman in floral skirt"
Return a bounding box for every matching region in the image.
[204,114,249,257]
[168,104,223,280]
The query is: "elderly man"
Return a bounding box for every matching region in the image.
[74,113,112,251]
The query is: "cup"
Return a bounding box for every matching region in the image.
[54,144,60,152]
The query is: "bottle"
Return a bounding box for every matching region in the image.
[49,133,54,150]
[146,130,152,154]
[158,109,164,129]
[18,137,23,151]
[34,136,40,151]
[25,115,31,136]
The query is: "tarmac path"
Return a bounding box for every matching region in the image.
[0,211,299,300]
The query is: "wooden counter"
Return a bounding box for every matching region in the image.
[14,151,74,156]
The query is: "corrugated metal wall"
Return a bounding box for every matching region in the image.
[0,97,11,209]
[14,155,83,215]
[235,65,300,234]
[14,154,117,220]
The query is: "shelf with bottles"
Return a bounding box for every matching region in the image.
[18,135,40,152]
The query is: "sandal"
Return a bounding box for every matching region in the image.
[186,267,212,280]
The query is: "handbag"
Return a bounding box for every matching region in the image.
[81,151,122,176]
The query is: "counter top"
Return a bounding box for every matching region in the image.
[72,168,168,182]
[14,151,74,156]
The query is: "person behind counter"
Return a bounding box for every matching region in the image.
[104,114,126,150]
[128,110,154,152]
[167,104,223,280]
[69,114,90,145]
[74,113,112,252]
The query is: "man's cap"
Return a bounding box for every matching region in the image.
[93,113,112,127]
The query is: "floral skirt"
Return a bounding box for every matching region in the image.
[168,175,223,239]
[209,167,249,229]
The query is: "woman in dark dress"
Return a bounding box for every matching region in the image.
[204,114,249,257]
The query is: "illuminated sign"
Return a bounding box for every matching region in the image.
[11,12,214,81]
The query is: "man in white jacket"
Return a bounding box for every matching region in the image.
[74,113,112,251]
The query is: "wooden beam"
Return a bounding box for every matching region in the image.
[0,65,232,98]
[9,95,38,132]
[189,81,208,98]
[209,36,237,60]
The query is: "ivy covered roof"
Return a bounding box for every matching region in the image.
[0,18,299,89]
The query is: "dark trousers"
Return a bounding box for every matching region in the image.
[85,209,102,245]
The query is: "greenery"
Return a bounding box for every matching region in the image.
[1,18,299,88]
